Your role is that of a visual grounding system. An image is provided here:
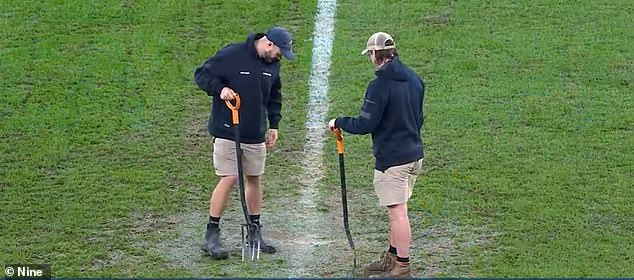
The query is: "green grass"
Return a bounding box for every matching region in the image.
[1,0,316,277]
[1,0,632,277]
[328,0,632,277]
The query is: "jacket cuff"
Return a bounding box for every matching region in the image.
[269,119,280,129]
[210,78,225,97]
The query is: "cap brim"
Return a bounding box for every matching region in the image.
[281,48,295,60]
[361,49,370,55]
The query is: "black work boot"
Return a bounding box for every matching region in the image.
[201,223,229,259]
[247,224,277,254]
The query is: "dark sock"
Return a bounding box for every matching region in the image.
[397,256,410,263]
[249,214,261,226]
[208,216,221,228]
[388,245,397,255]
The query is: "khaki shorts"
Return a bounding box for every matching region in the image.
[373,158,423,206]
[212,138,266,176]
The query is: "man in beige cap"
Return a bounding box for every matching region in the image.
[329,32,425,278]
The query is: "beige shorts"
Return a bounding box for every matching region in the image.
[373,158,424,206]
[212,138,266,176]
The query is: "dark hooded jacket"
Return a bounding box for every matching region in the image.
[335,56,424,171]
[194,33,282,144]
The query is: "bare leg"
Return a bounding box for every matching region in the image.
[245,175,262,215]
[387,203,411,259]
[209,175,238,217]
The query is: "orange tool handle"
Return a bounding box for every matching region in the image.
[224,94,241,125]
[332,128,344,155]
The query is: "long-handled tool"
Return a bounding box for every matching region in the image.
[225,95,261,261]
[332,128,357,275]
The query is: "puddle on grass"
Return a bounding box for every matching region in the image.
[137,182,495,278]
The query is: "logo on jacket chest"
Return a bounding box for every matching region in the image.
[238,71,273,77]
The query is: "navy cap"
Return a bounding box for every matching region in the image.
[266,27,295,60]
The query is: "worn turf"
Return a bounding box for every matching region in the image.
[1,0,632,277]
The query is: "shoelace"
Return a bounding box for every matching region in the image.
[382,252,391,269]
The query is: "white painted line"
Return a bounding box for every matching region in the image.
[301,0,337,195]
[291,0,337,275]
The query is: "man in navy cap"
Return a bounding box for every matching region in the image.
[194,26,294,259]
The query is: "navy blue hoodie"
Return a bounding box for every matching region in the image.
[194,33,282,144]
[335,57,424,172]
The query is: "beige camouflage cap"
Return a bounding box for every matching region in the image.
[361,32,396,55]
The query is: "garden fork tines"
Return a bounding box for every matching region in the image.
[241,223,261,261]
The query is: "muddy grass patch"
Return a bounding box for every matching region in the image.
[325,187,496,277]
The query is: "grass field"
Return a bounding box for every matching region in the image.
[1,0,632,277]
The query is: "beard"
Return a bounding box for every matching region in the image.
[266,57,281,64]
[263,50,282,64]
